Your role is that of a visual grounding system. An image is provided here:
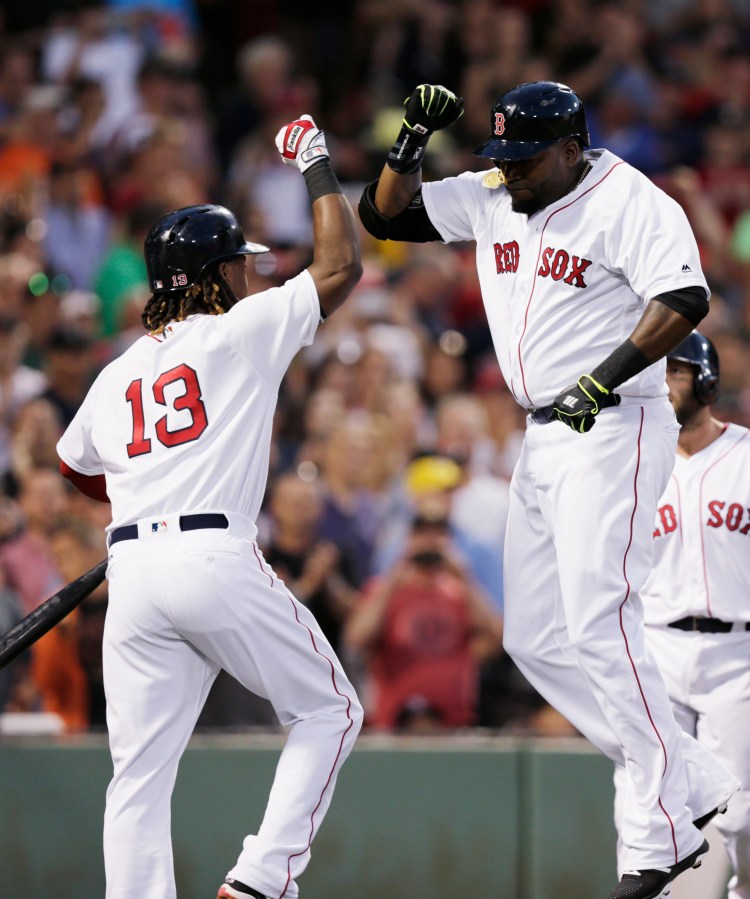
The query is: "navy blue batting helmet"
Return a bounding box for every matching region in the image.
[473,81,590,162]
[144,205,269,294]
[667,330,719,405]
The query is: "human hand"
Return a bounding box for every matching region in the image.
[299,542,340,595]
[275,114,329,173]
[551,375,620,433]
[403,84,464,135]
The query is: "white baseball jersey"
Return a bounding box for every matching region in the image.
[421,149,709,408]
[616,422,750,897]
[642,422,750,625]
[56,268,363,899]
[419,148,741,871]
[57,270,319,531]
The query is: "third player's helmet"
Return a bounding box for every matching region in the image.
[473,81,590,162]
[667,330,720,405]
[144,205,269,294]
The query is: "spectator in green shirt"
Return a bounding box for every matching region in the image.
[93,202,165,338]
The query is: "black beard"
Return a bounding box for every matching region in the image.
[510,193,544,215]
[672,394,703,427]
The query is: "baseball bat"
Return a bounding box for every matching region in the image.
[0,558,107,670]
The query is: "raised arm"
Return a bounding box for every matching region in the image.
[275,116,362,318]
[359,84,464,240]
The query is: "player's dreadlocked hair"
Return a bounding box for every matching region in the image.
[141,264,236,334]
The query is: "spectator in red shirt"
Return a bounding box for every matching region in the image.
[344,511,502,729]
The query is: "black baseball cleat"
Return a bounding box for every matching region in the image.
[693,801,729,831]
[606,838,709,899]
[216,878,268,899]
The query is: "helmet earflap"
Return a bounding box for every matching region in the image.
[667,330,720,405]
[693,361,720,405]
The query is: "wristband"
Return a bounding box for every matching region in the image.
[590,339,651,390]
[387,124,431,175]
[302,160,342,202]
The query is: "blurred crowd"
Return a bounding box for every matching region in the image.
[0,0,749,737]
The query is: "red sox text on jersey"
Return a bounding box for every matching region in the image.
[643,423,750,624]
[494,241,593,287]
[654,500,750,538]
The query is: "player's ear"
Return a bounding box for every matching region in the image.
[563,138,583,165]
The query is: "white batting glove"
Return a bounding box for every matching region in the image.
[275,115,329,173]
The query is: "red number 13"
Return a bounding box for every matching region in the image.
[126,364,208,457]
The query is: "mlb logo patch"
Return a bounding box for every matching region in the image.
[154,280,163,289]
[151,521,168,533]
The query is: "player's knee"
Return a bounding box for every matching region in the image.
[348,695,364,735]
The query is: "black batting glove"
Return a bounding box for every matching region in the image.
[387,84,464,175]
[552,375,621,433]
[403,84,464,135]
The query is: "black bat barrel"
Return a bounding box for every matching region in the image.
[0,559,108,670]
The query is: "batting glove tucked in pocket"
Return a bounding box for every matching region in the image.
[275,115,329,173]
[552,375,621,433]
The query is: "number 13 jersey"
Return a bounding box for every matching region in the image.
[57,271,320,531]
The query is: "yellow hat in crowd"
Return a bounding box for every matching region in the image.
[404,456,463,496]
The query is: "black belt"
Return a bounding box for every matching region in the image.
[109,513,229,546]
[668,616,750,634]
[529,393,619,425]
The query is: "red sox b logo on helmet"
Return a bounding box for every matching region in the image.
[494,113,506,136]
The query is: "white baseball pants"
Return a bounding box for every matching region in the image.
[503,400,740,871]
[615,625,750,897]
[102,518,362,899]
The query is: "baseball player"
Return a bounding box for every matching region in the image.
[614,331,750,898]
[56,115,364,899]
[359,82,741,899]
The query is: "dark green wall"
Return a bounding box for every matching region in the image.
[0,734,617,898]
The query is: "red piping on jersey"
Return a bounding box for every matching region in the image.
[618,408,678,863]
[671,473,683,551]
[250,543,357,899]
[698,429,749,617]
[516,161,626,405]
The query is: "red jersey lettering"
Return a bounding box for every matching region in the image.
[494,241,519,274]
[706,500,725,528]
[537,246,592,288]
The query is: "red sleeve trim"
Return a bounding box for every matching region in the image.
[59,461,110,503]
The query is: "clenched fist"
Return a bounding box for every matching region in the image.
[275,115,329,173]
[403,84,464,135]
[552,375,621,433]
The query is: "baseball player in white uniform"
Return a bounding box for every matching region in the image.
[56,115,364,899]
[359,82,741,899]
[615,331,750,898]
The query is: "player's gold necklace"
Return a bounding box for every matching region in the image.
[566,161,592,195]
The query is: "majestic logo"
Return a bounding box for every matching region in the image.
[681,264,692,272]
[494,113,506,136]
[494,241,519,274]
[537,247,592,288]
